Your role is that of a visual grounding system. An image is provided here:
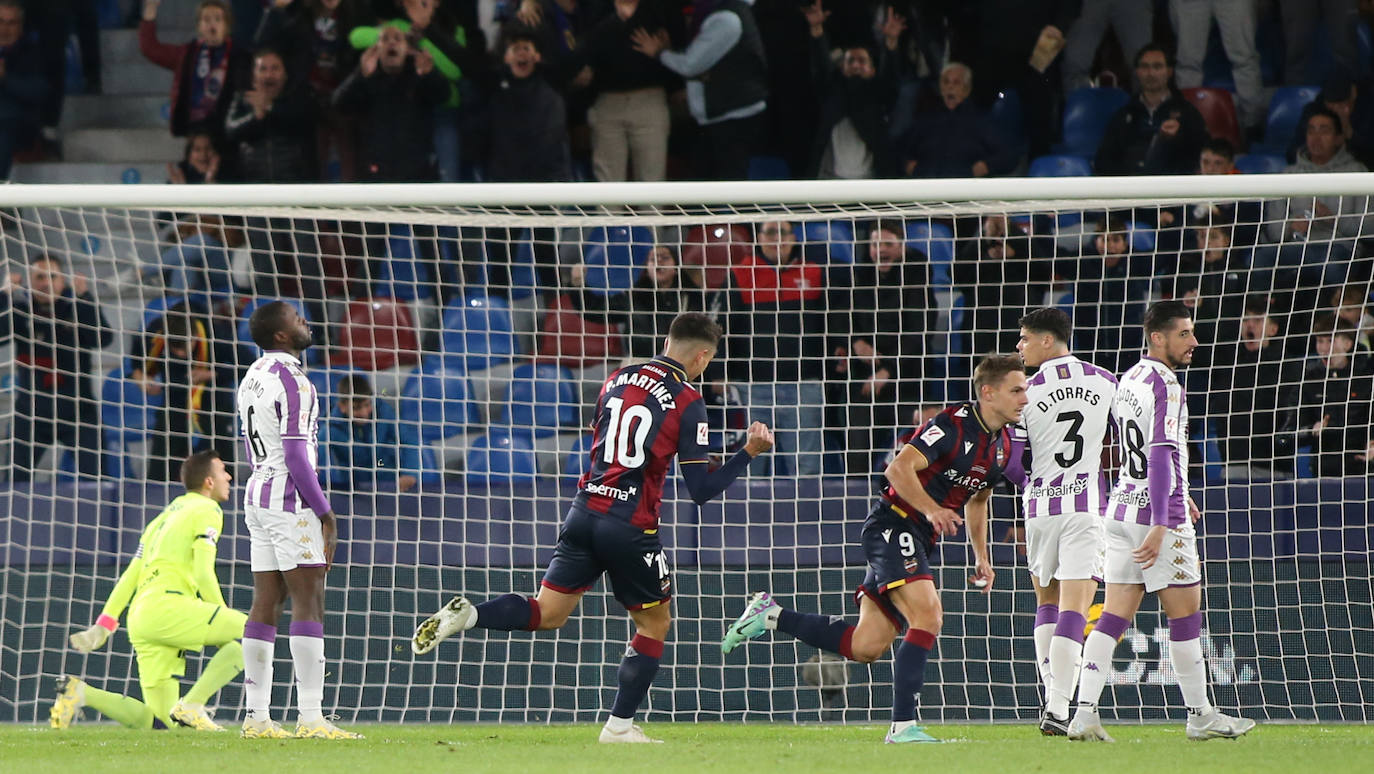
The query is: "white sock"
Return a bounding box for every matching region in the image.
[1046,635,1083,718]
[1075,630,1116,712]
[890,719,917,735]
[764,605,781,630]
[1033,623,1055,700]
[1170,637,1215,717]
[604,714,633,732]
[290,635,326,723]
[242,638,274,722]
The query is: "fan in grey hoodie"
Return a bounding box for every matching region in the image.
[1255,107,1371,295]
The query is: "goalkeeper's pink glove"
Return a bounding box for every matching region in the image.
[69,615,118,652]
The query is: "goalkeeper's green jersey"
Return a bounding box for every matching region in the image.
[99,492,226,623]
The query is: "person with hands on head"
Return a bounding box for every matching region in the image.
[722,355,1028,744]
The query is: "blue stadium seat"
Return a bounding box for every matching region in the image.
[905,221,955,287]
[143,293,211,330]
[581,226,653,295]
[1057,87,1129,157]
[497,361,579,436]
[374,224,434,301]
[439,293,518,370]
[507,230,543,300]
[1234,153,1287,174]
[398,361,480,442]
[801,220,855,264]
[1257,85,1320,154]
[100,367,165,479]
[747,155,792,180]
[989,88,1026,152]
[563,433,595,481]
[1126,221,1157,254]
[1029,154,1094,177]
[306,363,360,410]
[465,429,538,486]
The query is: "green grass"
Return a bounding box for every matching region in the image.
[3,723,1369,773]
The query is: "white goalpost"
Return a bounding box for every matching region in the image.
[0,175,1369,724]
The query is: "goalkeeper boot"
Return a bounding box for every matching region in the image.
[241,717,294,739]
[412,595,477,655]
[49,676,86,729]
[295,717,365,740]
[884,723,940,744]
[599,724,663,744]
[170,700,224,732]
[721,592,779,654]
[1186,710,1256,741]
[1067,709,1115,742]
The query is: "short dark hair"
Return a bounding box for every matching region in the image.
[0,0,25,20]
[973,354,1024,393]
[248,300,293,349]
[197,0,233,30]
[1313,313,1358,342]
[338,374,373,400]
[870,219,905,241]
[1201,136,1235,161]
[502,30,540,52]
[29,251,64,269]
[667,312,722,347]
[253,45,285,66]
[1134,42,1174,69]
[1019,308,1072,344]
[1144,300,1192,337]
[1242,294,1272,318]
[181,449,221,493]
[1306,105,1345,137]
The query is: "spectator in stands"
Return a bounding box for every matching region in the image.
[150,214,244,298]
[1209,297,1302,480]
[26,0,99,158]
[129,301,240,483]
[509,0,595,91]
[804,1,902,179]
[167,131,222,184]
[140,0,251,138]
[1289,75,1374,167]
[1170,0,1263,131]
[1256,107,1372,303]
[827,220,932,475]
[255,0,370,181]
[1172,225,1249,347]
[321,374,426,492]
[1150,138,1258,252]
[1330,283,1374,350]
[0,253,111,481]
[569,0,684,182]
[954,214,1052,358]
[902,63,1016,179]
[1280,0,1359,86]
[567,245,709,361]
[631,0,768,181]
[225,47,318,182]
[1296,314,1374,477]
[1068,218,1147,374]
[1061,0,1150,92]
[464,31,571,182]
[0,0,45,179]
[334,21,450,181]
[719,219,827,475]
[1094,44,1208,176]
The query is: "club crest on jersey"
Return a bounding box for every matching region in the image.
[904,557,920,573]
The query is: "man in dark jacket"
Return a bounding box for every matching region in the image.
[0,253,112,481]
[224,47,316,182]
[1296,315,1374,477]
[0,0,45,179]
[902,63,1016,179]
[1208,299,1302,479]
[805,1,901,179]
[473,31,572,182]
[1093,43,1207,176]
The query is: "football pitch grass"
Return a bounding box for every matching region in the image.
[3,723,1370,773]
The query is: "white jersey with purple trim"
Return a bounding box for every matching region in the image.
[236,350,321,514]
[1021,354,1118,518]
[1107,356,1189,527]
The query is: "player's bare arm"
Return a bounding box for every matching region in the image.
[884,444,963,535]
[964,488,996,592]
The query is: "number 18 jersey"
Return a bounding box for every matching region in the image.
[1021,354,1118,518]
[1108,356,1189,527]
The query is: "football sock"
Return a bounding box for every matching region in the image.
[289,621,326,724]
[776,609,857,660]
[82,684,154,730]
[476,594,540,631]
[1076,612,1131,711]
[891,628,935,723]
[1046,610,1087,718]
[609,634,663,720]
[1169,612,1215,716]
[184,640,243,706]
[242,621,276,722]
[1033,604,1058,701]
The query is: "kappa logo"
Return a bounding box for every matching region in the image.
[1085,663,1100,672]
[297,519,310,528]
[1172,539,1185,549]
[302,551,314,560]
[963,442,974,454]
[1173,555,1187,565]
[299,535,312,544]
[1173,571,1188,581]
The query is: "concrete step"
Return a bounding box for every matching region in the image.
[61,94,170,131]
[10,162,170,185]
[63,128,183,163]
[101,25,197,64]
[102,56,173,96]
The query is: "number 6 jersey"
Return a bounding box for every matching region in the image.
[1021,354,1118,518]
[236,350,321,512]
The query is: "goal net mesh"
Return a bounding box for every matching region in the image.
[0,187,1370,724]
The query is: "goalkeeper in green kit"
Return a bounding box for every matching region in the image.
[51,450,247,731]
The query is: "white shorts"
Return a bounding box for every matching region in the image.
[1103,518,1201,593]
[1025,512,1105,585]
[244,503,326,573]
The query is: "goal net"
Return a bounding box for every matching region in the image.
[0,177,1370,724]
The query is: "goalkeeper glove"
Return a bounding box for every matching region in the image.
[70,615,118,652]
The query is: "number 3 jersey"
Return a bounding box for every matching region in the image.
[236,350,321,512]
[1108,356,1189,528]
[1020,354,1118,518]
[575,356,712,531]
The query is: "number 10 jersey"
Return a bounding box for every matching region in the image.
[1021,354,1118,519]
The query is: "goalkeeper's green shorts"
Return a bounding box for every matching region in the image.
[128,591,247,686]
